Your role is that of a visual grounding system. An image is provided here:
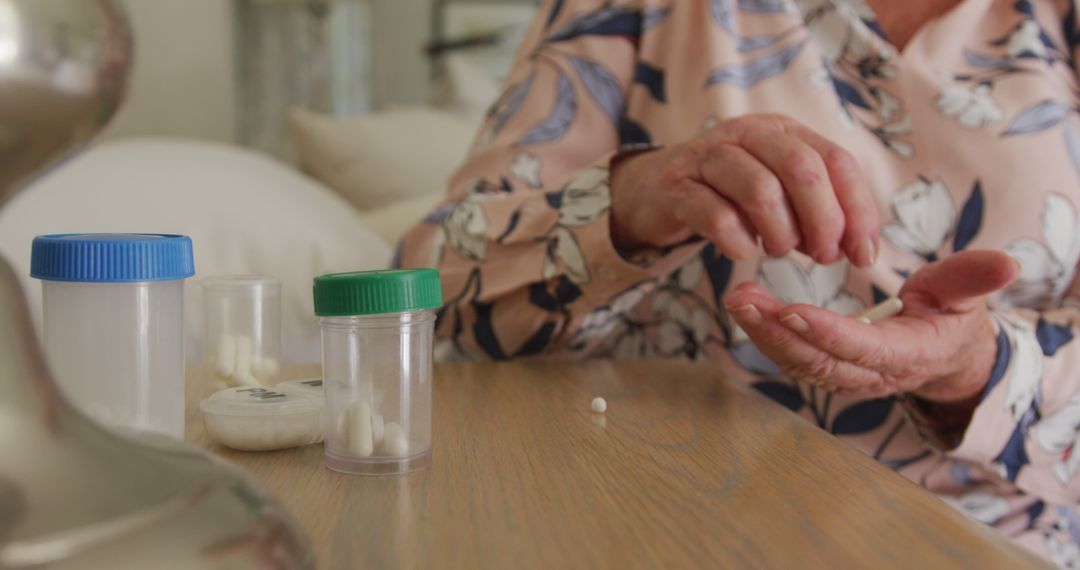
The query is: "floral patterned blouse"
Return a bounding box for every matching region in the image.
[397,0,1080,564]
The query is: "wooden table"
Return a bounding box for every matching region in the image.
[186,360,1047,569]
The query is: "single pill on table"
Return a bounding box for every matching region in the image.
[856,297,904,325]
[591,397,607,414]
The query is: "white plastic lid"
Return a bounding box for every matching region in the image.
[200,386,322,418]
[277,378,323,396]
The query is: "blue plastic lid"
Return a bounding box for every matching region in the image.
[30,234,195,283]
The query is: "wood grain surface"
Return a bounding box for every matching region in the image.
[186,360,1048,569]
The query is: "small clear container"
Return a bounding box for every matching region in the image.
[202,276,281,389]
[201,386,324,451]
[313,269,442,476]
[30,233,194,438]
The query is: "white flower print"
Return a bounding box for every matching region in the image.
[941,492,1012,525]
[936,84,1004,129]
[1007,19,1047,59]
[730,258,862,346]
[543,226,590,283]
[872,87,900,121]
[442,194,490,262]
[758,258,864,314]
[1049,534,1080,569]
[1001,194,1080,309]
[573,283,653,344]
[558,167,610,226]
[1035,393,1080,485]
[797,0,875,63]
[654,257,712,359]
[510,152,541,188]
[881,178,956,258]
[1002,316,1044,421]
[656,297,712,359]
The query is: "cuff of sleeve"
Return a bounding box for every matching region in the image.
[559,161,704,305]
[945,315,1035,472]
[574,210,705,304]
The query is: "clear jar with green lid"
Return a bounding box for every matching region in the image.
[313,268,442,475]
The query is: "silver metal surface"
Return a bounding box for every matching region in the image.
[0,2,313,567]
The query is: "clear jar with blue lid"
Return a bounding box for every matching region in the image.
[30,233,194,438]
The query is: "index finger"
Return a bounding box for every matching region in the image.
[791,127,880,268]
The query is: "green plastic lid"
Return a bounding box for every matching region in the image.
[313,268,442,316]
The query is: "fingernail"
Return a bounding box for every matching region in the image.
[727,303,762,324]
[780,312,810,335]
[855,237,877,267]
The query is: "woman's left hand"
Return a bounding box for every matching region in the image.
[724,250,1021,402]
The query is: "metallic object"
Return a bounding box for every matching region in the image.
[0,2,313,567]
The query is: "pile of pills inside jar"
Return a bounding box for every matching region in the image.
[339,401,410,458]
[203,276,282,389]
[212,334,279,387]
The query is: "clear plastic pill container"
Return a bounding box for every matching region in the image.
[200,386,324,451]
[202,276,281,388]
[313,269,442,475]
[30,233,194,437]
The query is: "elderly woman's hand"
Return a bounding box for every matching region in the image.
[609,113,879,267]
[723,250,1021,401]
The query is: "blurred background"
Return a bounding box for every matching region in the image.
[0,0,539,363]
[109,0,534,155]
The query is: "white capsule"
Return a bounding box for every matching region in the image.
[254,357,280,383]
[348,401,374,457]
[383,422,409,456]
[215,335,236,379]
[856,297,904,324]
[372,413,385,447]
[234,335,257,384]
[591,397,607,414]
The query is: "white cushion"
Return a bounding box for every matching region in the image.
[287,106,474,212]
[0,137,392,364]
[358,193,444,246]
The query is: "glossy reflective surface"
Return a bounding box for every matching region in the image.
[0,2,312,567]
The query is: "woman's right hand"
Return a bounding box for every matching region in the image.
[609,113,880,267]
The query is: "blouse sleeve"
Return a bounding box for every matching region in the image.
[914,275,1080,505]
[396,0,700,360]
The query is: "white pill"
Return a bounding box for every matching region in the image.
[383,422,409,456]
[856,297,904,324]
[348,401,374,457]
[591,397,607,414]
[234,335,256,384]
[215,335,236,378]
[372,413,385,447]
[254,357,280,382]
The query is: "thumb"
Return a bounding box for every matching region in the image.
[900,250,1020,312]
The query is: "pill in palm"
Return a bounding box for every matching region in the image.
[591,397,607,414]
[856,297,904,324]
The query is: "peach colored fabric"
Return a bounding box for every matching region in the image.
[399,0,1080,563]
